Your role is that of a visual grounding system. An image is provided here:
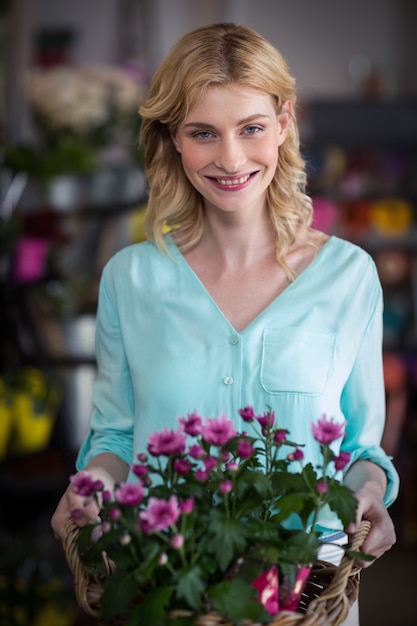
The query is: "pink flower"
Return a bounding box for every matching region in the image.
[148,427,187,457]
[178,410,203,436]
[179,498,195,514]
[238,406,255,422]
[188,444,205,459]
[219,479,233,493]
[140,496,180,532]
[252,566,279,615]
[102,489,112,502]
[311,415,346,445]
[139,516,153,534]
[203,456,217,471]
[114,482,144,506]
[71,508,84,521]
[131,463,148,479]
[137,452,147,463]
[195,468,209,482]
[220,450,231,463]
[110,508,121,520]
[174,458,191,475]
[288,448,304,461]
[273,429,287,444]
[279,565,312,611]
[70,472,103,497]
[237,439,255,459]
[170,534,184,549]
[316,479,328,494]
[257,410,275,431]
[226,461,239,472]
[201,414,237,446]
[334,451,351,471]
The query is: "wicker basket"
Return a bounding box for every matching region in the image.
[63,519,371,626]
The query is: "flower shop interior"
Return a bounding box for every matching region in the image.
[1,0,417,624]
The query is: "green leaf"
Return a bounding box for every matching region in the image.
[99,570,139,621]
[270,470,305,495]
[208,512,247,571]
[246,517,280,541]
[209,578,268,624]
[326,483,357,528]
[238,470,273,500]
[126,585,174,626]
[279,530,320,566]
[270,492,307,523]
[175,565,206,611]
[344,548,376,562]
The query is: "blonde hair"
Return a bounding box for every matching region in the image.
[139,23,312,273]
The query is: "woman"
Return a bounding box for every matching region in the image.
[51,23,398,624]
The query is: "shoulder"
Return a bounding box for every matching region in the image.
[323,237,382,315]
[103,239,178,277]
[325,235,378,275]
[106,240,160,268]
[99,238,184,301]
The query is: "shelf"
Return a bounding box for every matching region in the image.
[304,99,417,148]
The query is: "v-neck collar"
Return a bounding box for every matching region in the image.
[167,235,335,334]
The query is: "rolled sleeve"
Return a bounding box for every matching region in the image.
[340,285,400,506]
[76,265,135,470]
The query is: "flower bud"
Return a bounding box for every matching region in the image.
[170,534,184,549]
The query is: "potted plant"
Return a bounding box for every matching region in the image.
[66,408,371,626]
[4,63,148,211]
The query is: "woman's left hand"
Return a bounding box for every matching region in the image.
[347,479,396,568]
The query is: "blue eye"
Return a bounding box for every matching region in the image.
[193,131,213,139]
[244,125,261,135]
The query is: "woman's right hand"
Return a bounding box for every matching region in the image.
[51,472,101,540]
[51,453,130,540]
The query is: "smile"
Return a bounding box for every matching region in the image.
[216,174,251,186]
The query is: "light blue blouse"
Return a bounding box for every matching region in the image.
[77,235,399,527]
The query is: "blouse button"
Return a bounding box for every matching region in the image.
[230,335,239,345]
[223,376,234,386]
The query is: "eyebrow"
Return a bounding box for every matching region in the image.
[182,114,271,130]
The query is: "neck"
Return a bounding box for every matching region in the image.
[198,210,276,269]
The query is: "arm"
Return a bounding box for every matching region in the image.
[339,266,399,566]
[344,459,396,568]
[52,262,135,539]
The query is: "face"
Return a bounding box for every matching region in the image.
[171,84,291,216]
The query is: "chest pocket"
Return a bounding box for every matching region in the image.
[261,327,336,395]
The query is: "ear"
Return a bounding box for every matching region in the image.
[170,129,181,153]
[277,100,292,146]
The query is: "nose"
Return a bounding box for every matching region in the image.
[214,136,246,173]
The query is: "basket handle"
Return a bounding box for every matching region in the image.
[306,519,371,625]
[326,519,371,590]
[63,518,115,617]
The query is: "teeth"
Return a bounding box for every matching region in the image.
[217,175,250,186]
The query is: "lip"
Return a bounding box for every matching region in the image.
[206,172,258,191]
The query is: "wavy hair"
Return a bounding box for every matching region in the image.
[139,23,312,274]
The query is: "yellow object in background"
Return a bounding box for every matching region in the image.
[0,378,13,461]
[128,204,176,243]
[32,603,77,626]
[129,203,148,242]
[11,392,56,455]
[9,367,60,456]
[369,198,413,236]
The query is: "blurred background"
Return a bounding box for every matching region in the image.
[0,1,416,624]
